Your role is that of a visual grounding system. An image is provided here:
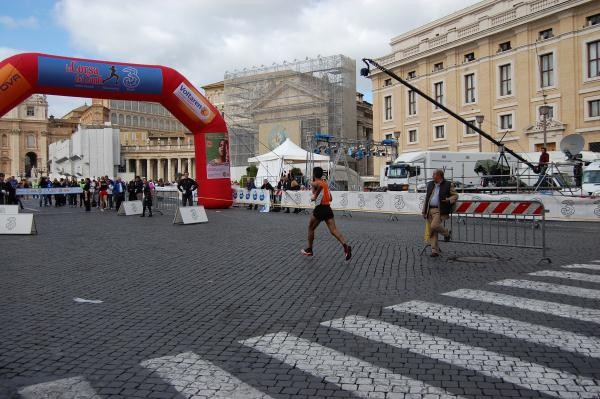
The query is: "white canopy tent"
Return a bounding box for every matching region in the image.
[248,139,329,185]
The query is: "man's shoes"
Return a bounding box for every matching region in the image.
[148,213,152,217]
[343,243,352,261]
[140,214,145,217]
[444,230,452,242]
[301,248,313,257]
[430,251,440,257]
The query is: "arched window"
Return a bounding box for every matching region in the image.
[124,101,131,111]
[118,114,124,125]
[1,134,7,147]
[126,115,131,126]
[159,119,164,130]
[111,113,117,124]
[133,116,138,126]
[153,118,158,129]
[140,116,146,128]
[26,134,36,148]
[170,121,175,131]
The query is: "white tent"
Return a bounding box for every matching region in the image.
[248,139,329,185]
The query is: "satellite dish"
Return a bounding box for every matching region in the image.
[560,134,585,157]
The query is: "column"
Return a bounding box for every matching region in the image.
[10,130,19,176]
[123,158,128,173]
[157,159,163,180]
[167,158,172,182]
[187,158,192,174]
[189,159,194,178]
[136,159,142,177]
[175,158,180,176]
[147,158,153,179]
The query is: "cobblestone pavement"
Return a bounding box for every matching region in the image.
[0,200,599,398]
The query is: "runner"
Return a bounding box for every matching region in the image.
[301,167,351,261]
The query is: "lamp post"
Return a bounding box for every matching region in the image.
[475,114,484,152]
[539,105,550,149]
[393,131,400,156]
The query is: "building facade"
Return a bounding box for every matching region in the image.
[93,99,195,180]
[371,0,600,178]
[0,95,77,177]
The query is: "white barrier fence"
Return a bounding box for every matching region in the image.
[16,188,83,195]
[231,189,600,222]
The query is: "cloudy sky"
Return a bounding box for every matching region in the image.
[1,0,480,117]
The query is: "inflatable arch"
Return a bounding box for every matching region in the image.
[0,53,231,208]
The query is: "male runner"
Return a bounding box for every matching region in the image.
[301,167,351,260]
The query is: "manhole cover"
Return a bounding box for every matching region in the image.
[451,256,500,263]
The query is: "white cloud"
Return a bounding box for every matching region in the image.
[54,0,480,98]
[0,15,38,29]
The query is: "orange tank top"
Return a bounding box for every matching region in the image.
[315,180,331,206]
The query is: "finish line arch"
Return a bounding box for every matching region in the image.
[0,53,231,209]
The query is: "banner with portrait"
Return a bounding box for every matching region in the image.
[205,133,230,180]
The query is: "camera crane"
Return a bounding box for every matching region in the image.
[361,58,536,170]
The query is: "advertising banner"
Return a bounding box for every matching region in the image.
[205,133,230,180]
[37,56,163,94]
[17,187,83,195]
[0,63,31,110]
[173,82,215,124]
[257,120,301,154]
[232,189,270,206]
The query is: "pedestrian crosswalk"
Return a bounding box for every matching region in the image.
[16,262,600,398]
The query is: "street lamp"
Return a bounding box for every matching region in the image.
[475,114,484,152]
[539,105,551,148]
[393,131,401,158]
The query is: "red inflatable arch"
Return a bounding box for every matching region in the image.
[0,53,231,209]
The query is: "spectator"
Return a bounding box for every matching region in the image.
[113,176,126,212]
[134,176,144,201]
[246,177,257,210]
[536,147,550,187]
[140,177,153,217]
[83,178,92,212]
[98,176,109,211]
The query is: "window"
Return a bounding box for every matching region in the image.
[588,40,600,79]
[589,99,600,117]
[539,105,554,120]
[433,62,444,72]
[126,115,131,126]
[587,13,600,26]
[140,116,146,127]
[464,52,475,63]
[499,64,512,96]
[434,82,443,109]
[464,74,475,103]
[118,114,124,125]
[1,134,7,147]
[384,78,392,87]
[124,101,131,111]
[408,129,418,143]
[500,114,513,130]
[26,106,34,117]
[111,112,117,124]
[132,116,138,126]
[539,29,554,40]
[153,118,158,129]
[26,134,36,148]
[384,96,392,120]
[385,133,393,140]
[499,41,511,52]
[434,125,445,140]
[540,53,554,87]
[465,120,477,135]
[408,90,416,115]
[159,119,165,130]
[407,70,416,79]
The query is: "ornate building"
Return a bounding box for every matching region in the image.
[371,0,600,178]
[0,95,77,177]
[92,99,196,180]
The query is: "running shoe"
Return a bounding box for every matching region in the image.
[343,243,352,261]
[301,248,313,257]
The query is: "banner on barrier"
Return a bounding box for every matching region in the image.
[232,188,270,206]
[0,214,37,235]
[117,201,143,216]
[0,205,19,214]
[173,206,208,225]
[16,188,83,195]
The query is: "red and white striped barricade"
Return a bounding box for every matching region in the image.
[450,200,549,263]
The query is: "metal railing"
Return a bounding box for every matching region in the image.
[449,200,550,263]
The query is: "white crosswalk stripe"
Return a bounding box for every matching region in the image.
[491,279,600,300]
[240,332,462,398]
[388,300,600,359]
[529,270,600,283]
[442,289,600,324]
[18,376,99,399]
[140,352,273,398]
[562,263,600,271]
[324,316,600,398]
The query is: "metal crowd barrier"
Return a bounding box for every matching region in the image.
[449,199,550,263]
[152,189,181,215]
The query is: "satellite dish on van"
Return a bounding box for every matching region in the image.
[560,134,585,158]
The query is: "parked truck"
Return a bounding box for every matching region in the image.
[380,151,520,191]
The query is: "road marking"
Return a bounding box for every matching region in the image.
[442,289,600,324]
[491,279,600,300]
[388,300,600,358]
[240,332,461,398]
[140,352,273,398]
[325,316,600,398]
[18,376,97,398]
[562,264,600,271]
[529,270,600,283]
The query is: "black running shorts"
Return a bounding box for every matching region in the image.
[313,204,334,221]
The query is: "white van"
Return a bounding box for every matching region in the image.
[582,161,600,196]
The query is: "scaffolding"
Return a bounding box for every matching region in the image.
[224,55,356,168]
